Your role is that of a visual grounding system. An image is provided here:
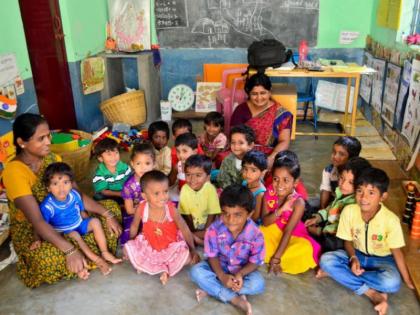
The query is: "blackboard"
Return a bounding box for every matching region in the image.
[155,0,319,48]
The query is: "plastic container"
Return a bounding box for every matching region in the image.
[298,40,308,64]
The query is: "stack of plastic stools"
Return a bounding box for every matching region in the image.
[410,202,420,239]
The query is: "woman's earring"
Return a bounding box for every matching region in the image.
[21,145,25,148]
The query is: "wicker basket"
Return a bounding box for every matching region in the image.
[100,90,147,126]
[51,130,92,183]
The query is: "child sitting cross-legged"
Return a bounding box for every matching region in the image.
[217,124,255,189]
[319,168,414,315]
[36,162,122,278]
[120,143,156,245]
[305,157,371,253]
[179,154,221,246]
[260,150,320,275]
[148,121,171,176]
[190,184,265,315]
[124,170,200,285]
[92,138,131,202]
[241,150,267,223]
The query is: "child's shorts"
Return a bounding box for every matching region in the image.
[63,218,92,236]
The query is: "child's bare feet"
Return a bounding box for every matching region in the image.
[160,272,169,285]
[95,257,112,276]
[231,295,252,315]
[77,268,90,280]
[102,251,122,264]
[365,289,388,315]
[195,289,208,303]
[136,269,142,274]
[315,268,329,279]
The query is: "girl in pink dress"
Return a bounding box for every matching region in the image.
[124,170,200,285]
[260,151,321,275]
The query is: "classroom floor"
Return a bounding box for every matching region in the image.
[0,123,419,315]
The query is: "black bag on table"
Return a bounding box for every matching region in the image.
[247,39,294,74]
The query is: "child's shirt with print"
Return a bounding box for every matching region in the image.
[337,203,405,256]
[317,187,355,234]
[92,161,131,193]
[217,153,242,189]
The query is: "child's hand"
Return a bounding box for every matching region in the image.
[350,257,364,276]
[276,194,295,217]
[232,273,243,292]
[220,273,235,289]
[268,257,282,275]
[305,217,319,227]
[29,240,41,251]
[190,251,201,265]
[403,275,415,290]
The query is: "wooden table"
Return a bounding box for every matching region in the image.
[261,68,363,137]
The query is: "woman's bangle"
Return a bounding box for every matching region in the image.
[64,246,77,257]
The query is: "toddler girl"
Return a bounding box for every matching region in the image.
[124,170,200,285]
[121,143,156,244]
[199,111,227,161]
[260,151,320,275]
[241,150,267,223]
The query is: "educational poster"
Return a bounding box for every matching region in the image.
[195,82,221,112]
[395,60,411,130]
[108,0,151,52]
[402,59,420,149]
[360,52,374,103]
[81,57,105,95]
[383,122,397,150]
[315,80,354,112]
[370,58,387,114]
[381,63,401,126]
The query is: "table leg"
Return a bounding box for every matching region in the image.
[343,77,351,130]
[351,75,361,136]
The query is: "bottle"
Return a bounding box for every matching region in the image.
[403,183,416,225]
[298,40,308,65]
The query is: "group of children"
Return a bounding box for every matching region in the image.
[32,111,414,315]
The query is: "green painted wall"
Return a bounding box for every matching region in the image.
[0,0,32,79]
[370,0,414,48]
[59,0,108,62]
[317,0,374,48]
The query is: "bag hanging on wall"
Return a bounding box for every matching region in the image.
[247,39,294,74]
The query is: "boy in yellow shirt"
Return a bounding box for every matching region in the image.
[179,154,221,245]
[319,168,414,315]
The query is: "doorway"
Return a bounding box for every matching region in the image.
[19,0,77,129]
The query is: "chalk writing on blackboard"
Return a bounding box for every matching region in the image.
[156,0,188,29]
[156,0,320,48]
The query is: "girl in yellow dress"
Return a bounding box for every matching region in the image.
[260,151,320,275]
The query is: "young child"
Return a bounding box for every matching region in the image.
[179,154,221,246]
[190,184,265,315]
[92,138,131,202]
[320,136,361,209]
[38,162,122,277]
[148,121,171,175]
[217,124,255,189]
[241,150,267,223]
[305,157,371,252]
[124,170,200,285]
[260,151,320,275]
[198,111,227,161]
[170,132,199,191]
[170,118,205,168]
[319,168,414,315]
[120,143,156,244]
